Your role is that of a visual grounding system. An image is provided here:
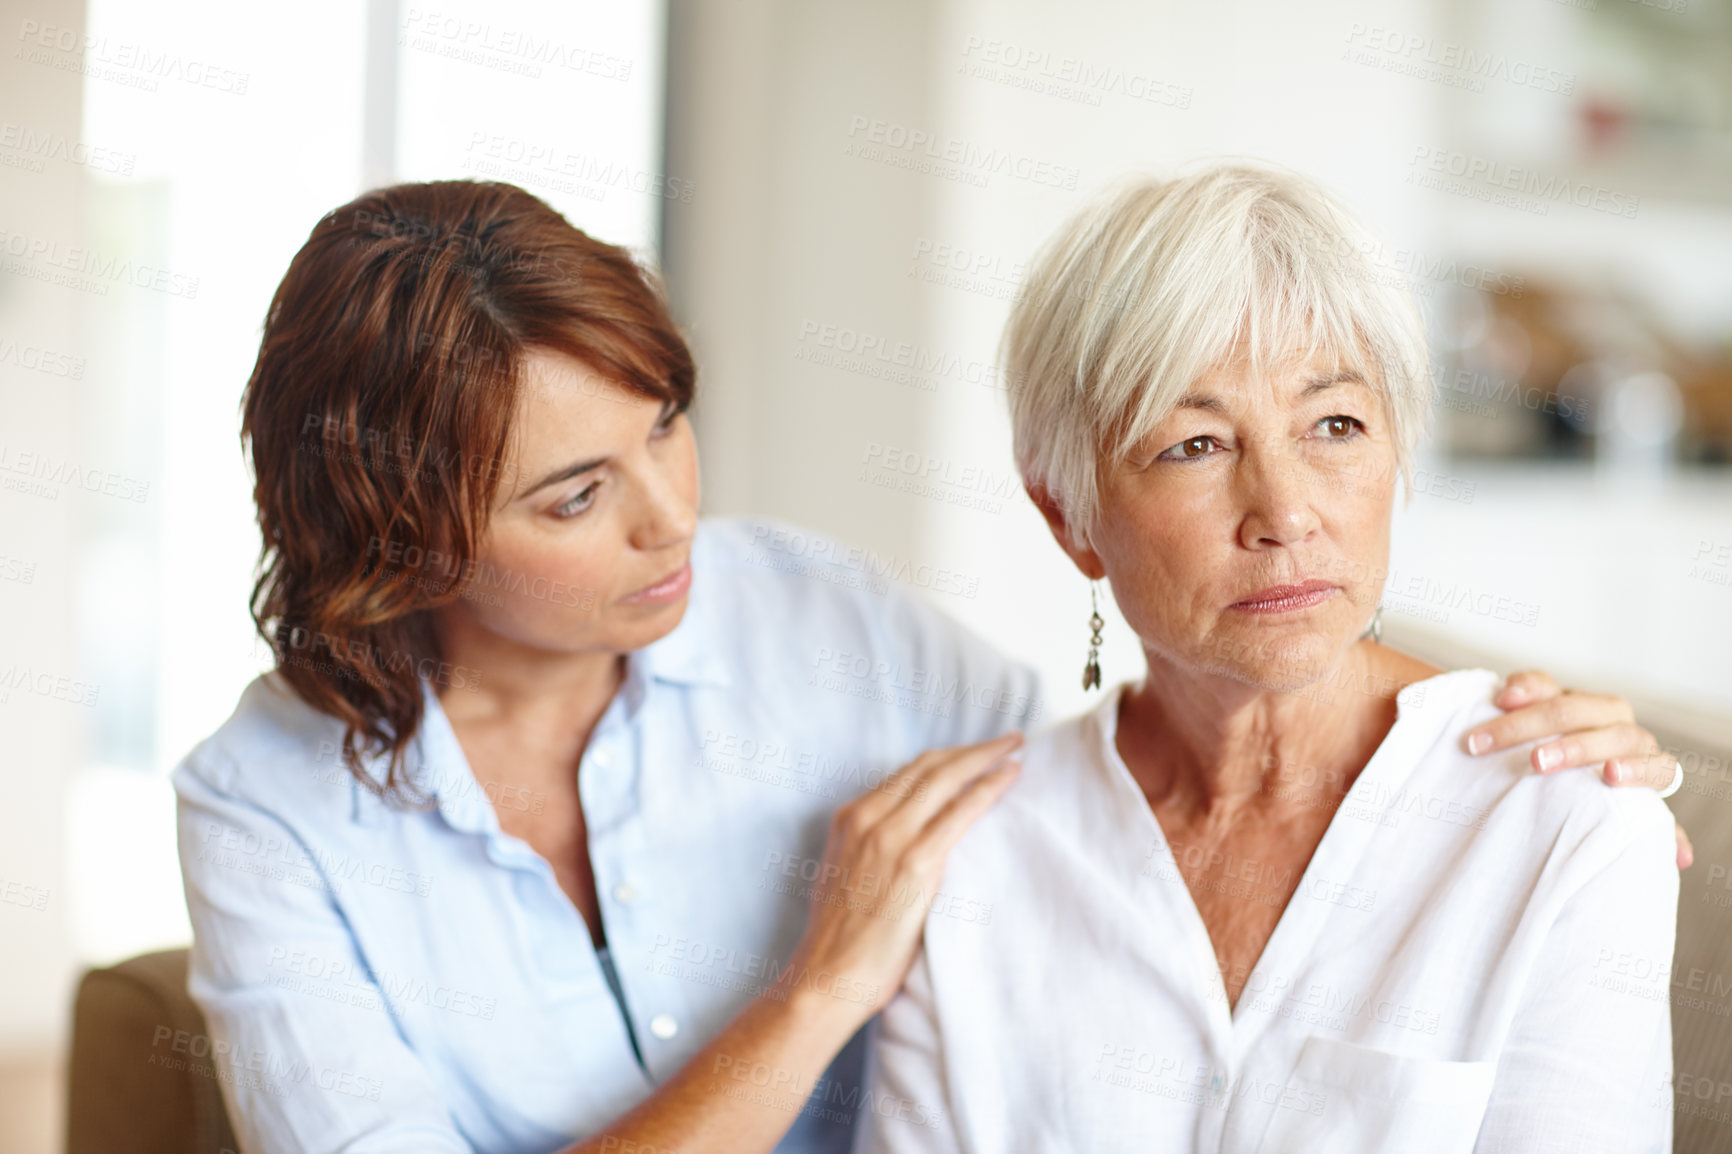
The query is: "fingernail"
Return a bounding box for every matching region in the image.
[1467,732,1491,755]
[1534,745,1559,772]
[1604,760,1622,785]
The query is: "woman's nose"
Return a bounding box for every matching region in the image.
[630,467,698,552]
[1235,449,1322,549]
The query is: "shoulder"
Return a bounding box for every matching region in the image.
[692,515,895,629]
[952,692,1119,863]
[1397,668,1675,879]
[1369,641,1444,691]
[693,515,979,639]
[171,672,355,821]
[689,516,1043,728]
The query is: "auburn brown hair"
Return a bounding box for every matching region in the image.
[241,180,693,804]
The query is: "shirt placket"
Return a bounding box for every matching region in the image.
[579,663,687,1082]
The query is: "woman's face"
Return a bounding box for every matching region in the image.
[439,348,700,657]
[1056,352,1398,693]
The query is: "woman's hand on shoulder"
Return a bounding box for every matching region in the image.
[1462,669,1691,868]
[781,733,1023,1024]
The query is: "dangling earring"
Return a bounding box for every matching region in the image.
[1082,582,1105,691]
[1360,606,1383,644]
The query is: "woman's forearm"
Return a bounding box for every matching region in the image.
[560,964,870,1154]
[561,736,1024,1154]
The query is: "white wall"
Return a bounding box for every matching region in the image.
[665,0,942,568]
[668,0,1732,728]
[0,0,87,1060]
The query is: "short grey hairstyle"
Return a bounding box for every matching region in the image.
[1002,162,1432,545]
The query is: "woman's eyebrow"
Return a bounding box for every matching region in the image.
[521,455,608,498]
[1176,370,1367,413]
[1301,369,1368,395]
[1177,392,1227,413]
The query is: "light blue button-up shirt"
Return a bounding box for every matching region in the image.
[173,517,1042,1154]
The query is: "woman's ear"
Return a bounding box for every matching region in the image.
[1026,482,1107,581]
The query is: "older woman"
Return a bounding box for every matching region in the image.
[855,164,1679,1153]
[176,179,1675,1154]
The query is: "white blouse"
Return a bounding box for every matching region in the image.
[856,670,1677,1154]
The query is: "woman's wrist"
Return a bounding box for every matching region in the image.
[762,953,878,1054]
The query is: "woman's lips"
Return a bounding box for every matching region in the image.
[622,561,692,605]
[1228,579,1338,614]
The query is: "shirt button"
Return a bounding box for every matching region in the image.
[649,1014,678,1040]
[613,882,639,904]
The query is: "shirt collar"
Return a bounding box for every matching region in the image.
[345,678,499,834]
[351,541,731,830]
[416,679,502,835]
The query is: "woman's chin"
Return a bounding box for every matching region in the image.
[1193,628,1352,697]
[605,594,693,645]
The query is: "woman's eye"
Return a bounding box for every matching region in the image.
[652,409,681,437]
[1315,415,1363,439]
[1157,435,1221,461]
[555,481,601,518]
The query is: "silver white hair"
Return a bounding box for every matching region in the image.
[1002,161,1432,545]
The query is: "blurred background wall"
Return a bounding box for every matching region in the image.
[4,0,1731,1149]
